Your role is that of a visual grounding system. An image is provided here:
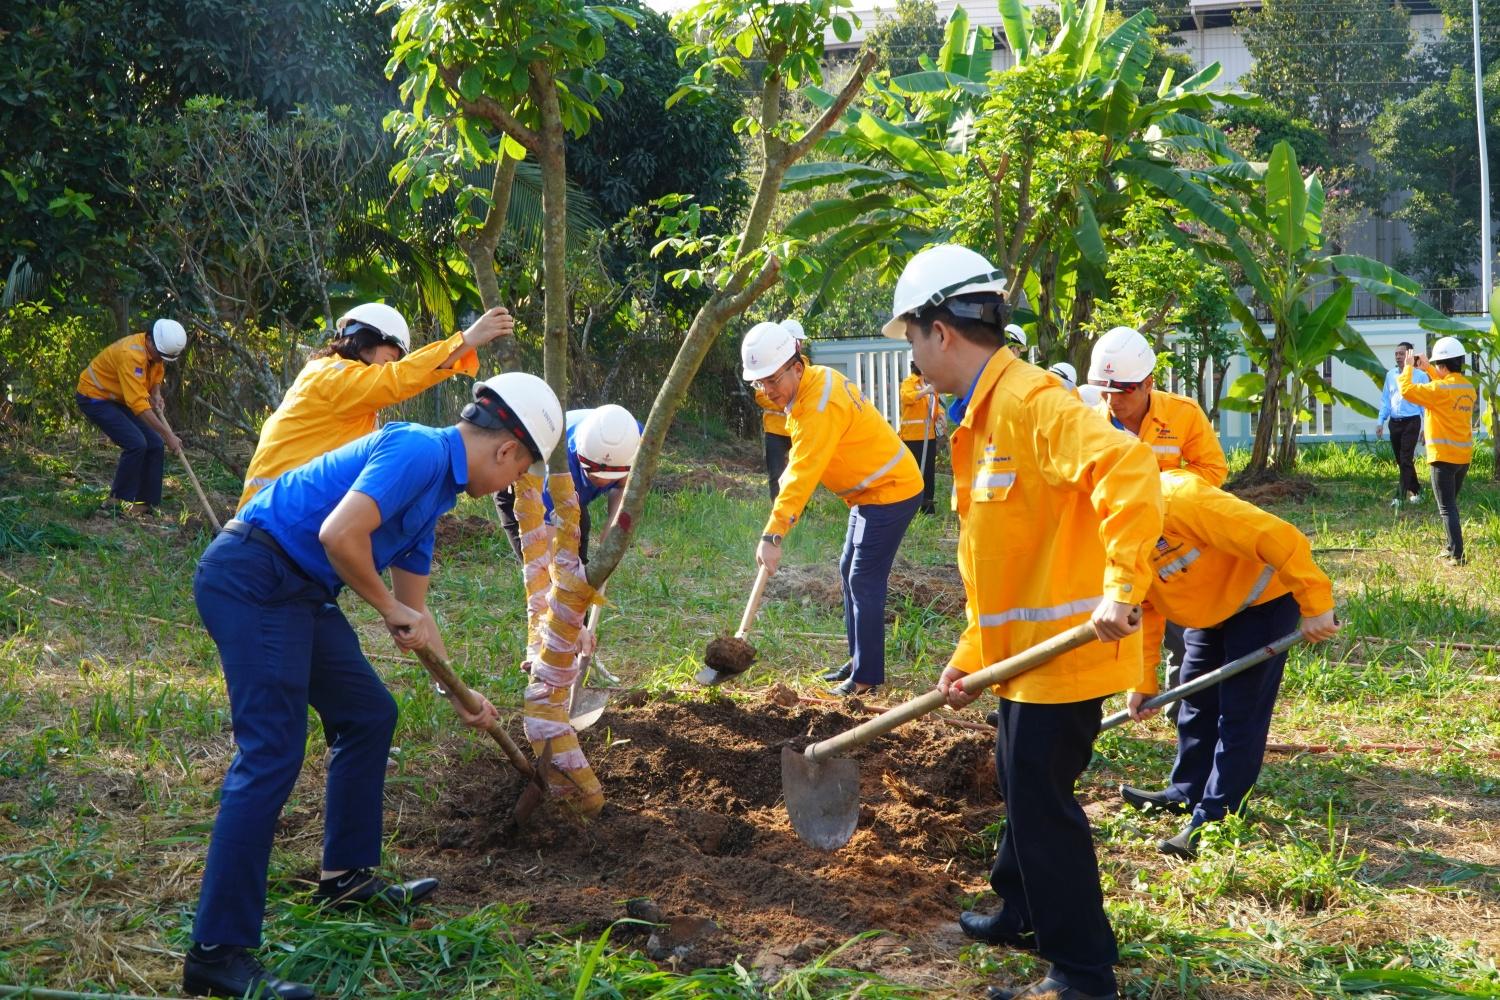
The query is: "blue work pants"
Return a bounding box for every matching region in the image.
[76,395,164,506]
[840,492,921,686]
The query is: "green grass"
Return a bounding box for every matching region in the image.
[7,432,1500,997]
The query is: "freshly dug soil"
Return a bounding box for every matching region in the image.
[768,560,968,620]
[396,697,999,981]
[703,636,757,674]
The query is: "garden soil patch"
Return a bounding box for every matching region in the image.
[767,560,967,620]
[395,697,999,983]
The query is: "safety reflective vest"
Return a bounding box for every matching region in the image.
[898,373,941,442]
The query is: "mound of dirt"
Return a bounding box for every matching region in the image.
[1228,478,1317,506]
[767,561,967,619]
[704,636,756,673]
[396,698,998,979]
[434,513,496,549]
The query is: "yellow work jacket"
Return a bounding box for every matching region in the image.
[898,373,941,442]
[1096,389,1227,486]
[765,365,923,536]
[1138,470,1334,692]
[756,387,789,436]
[951,349,1163,704]
[237,331,478,509]
[77,334,163,415]
[1399,363,1476,465]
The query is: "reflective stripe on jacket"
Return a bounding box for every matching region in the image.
[1137,470,1334,692]
[237,331,478,509]
[898,373,940,442]
[765,365,923,536]
[1096,389,1226,485]
[1399,364,1476,465]
[76,334,162,414]
[951,349,1162,704]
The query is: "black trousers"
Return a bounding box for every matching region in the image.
[495,488,592,564]
[988,697,1118,994]
[1387,416,1422,498]
[904,438,939,514]
[1430,460,1468,559]
[765,432,791,501]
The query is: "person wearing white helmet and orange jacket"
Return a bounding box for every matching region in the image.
[1399,336,1477,565]
[898,359,945,514]
[742,320,923,697]
[76,318,188,516]
[756,318,807,500]
[236,302,515,509]
[1048,360,1078,392]
[1118,470,1339,859]
[495,403,642,566]
[183,372,561,1000]
[891,244,1162,1000]
[1087,327,1227,486]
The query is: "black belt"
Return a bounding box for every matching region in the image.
[1389,414,1420,422]
[222,519,293,563]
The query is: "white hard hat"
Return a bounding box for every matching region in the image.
[1048,361,1077,386]
[337,302,411,355]
[1077,382,1105,407]
[781,318,807,341]
[1430,336,1467,362]
[882,244,1009,340]
[1088,326,1156,389]
[575,404,641,480]
[151,318,187,361]
[465,372,564,468]
[741,321,799,381]
[1004,323,1026,344]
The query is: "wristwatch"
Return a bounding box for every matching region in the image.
[760,533,783,546]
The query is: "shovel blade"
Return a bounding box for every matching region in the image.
[570,688,609,730]
[695,665,730,687]
[781,745,860,851]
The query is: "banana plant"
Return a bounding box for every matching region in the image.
[1212,140,1469,478]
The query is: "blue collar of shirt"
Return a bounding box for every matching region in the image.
[947,354,998,425]
[442,425,469,491]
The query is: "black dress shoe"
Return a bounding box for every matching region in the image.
[958,910,1036,950]
[830,677,877,697]
[821,659,854,682]
[1159,823,1203,859]
[1119,784,1191,815]
[984,977,1117,1000]
[314,868,439,908]
[184,945,315,999]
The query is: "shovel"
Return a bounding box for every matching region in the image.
[783,622,1099,850]
[569,594,610,731]
[696,564,772,687]
[157,408,221,531]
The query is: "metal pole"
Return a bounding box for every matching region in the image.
[1475,0,1492,296]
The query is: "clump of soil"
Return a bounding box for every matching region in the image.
[1228,477,1317,506]
[703,636,757,674]
[434,513,495,549]
[768,560,967,620]
[396,698,999,979]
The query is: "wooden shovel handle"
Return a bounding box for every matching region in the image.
[413,647,534,778]
[156,408,222,531]
[805,622,1098,763]
[735,565,773,639]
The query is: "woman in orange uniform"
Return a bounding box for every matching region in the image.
[76,318,188,516]
[1399,336,1477,566]
[237,302,514,509]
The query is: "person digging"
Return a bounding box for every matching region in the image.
[740,320,924,697]
[183,372,562,1000]
[1119,470,1340,858]
[889,243,1163,1000]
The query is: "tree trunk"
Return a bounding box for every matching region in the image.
[1274,377,1300,473]
[1246,336,1288,479]
[461,154,518,312]
[533,65,571,454]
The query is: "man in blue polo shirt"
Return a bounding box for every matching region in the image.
[1376,340,1429,506]
[182,372,562,1000]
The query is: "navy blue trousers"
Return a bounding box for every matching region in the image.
[765,432,791,501]
[841,492,921,685]
[76,395,164,506]
[989,697,1118,995]
[1430,461,1468,560]
[1167,592,1300,825]
[192,531,398,947]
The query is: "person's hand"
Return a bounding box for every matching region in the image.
[1127,691,1161,722]
[383,602,436,652]
[462,306,515,349]
[451,690,499,730]
[1300,610,1339,642]
[1408,353,1424,369]
[1092,599,1142,642]
[937,665,982,709]
[1375,424,1384,440]
[166,432,184,454]
[577,625,597,658]
[756,539,782,575]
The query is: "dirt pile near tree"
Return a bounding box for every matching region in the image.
[397,697,998,981]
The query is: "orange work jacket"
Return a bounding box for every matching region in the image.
[77,334,163,415]
[1399,363,1476,465]
[1097,389,1227,485]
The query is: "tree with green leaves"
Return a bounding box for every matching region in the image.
[865,0,948,77]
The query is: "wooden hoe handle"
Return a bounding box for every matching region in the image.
[414,647,534,778]
[736,565,773,639]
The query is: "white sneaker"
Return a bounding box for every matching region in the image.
[1407,493,1421,504]
[1389,498,1401,508]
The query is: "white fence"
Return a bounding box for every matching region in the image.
[807,338,913,430]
